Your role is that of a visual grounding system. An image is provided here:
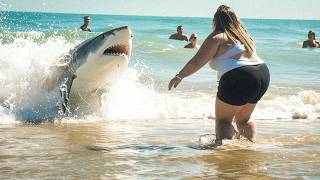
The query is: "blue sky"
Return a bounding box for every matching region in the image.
[1,0,319,20]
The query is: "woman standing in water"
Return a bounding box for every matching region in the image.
[168,5,270,145]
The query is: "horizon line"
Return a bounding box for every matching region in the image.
[3,10,320,21]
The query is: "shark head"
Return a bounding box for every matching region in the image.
[71,26,133,94]
[75,26,132,67]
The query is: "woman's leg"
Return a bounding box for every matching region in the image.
[215,97,241,145]
[234,104,257,142]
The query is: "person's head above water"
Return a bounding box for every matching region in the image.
[302,30,320,48]
[184,33,199,49]
[177,25,184,34]
[80,16,92,32]
[213,5,255,55]
[308,30,316,40]
[189,33,198,42]
[83,16,91,25]
[169,25,188,41]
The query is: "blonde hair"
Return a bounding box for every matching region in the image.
[214,5,255,55]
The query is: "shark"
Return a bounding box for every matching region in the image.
[15,26,132,122]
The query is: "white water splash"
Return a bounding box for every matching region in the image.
[0,33,319,123]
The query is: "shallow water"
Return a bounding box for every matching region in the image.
[0,11,320,179]
[1,118,319,179]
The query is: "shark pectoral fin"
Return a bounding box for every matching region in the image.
[58,74,77,114]
[59,84,69,114]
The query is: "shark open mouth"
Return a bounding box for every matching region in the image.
[103,44,129,57]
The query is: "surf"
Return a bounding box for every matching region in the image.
[2,26,133,122]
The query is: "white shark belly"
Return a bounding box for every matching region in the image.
[68,56,128,111]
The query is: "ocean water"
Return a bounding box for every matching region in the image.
[0,11,320,179]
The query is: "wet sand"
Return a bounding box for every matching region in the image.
[1,118,319,179]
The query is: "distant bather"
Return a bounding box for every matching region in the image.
[80,16,92,32]
[302,31,320,48]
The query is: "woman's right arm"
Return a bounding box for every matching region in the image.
[168,33,221,90]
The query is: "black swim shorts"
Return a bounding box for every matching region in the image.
[217,64,270,106]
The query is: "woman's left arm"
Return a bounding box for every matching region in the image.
[169,33,220,90]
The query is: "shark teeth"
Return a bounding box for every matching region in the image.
[103,44,129,57]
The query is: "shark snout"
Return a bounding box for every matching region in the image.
[100,26,132,59]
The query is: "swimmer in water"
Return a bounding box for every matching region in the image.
[302,31,320,48]
[80,16,92,32]
[184,33,200,49]
[169,25,188,41]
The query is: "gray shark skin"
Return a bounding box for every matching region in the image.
[15,26,132,123]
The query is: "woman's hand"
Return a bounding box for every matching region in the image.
[168,33,219,91]
[168,77,182,90]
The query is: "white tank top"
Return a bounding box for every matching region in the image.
[209,42,264,80]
